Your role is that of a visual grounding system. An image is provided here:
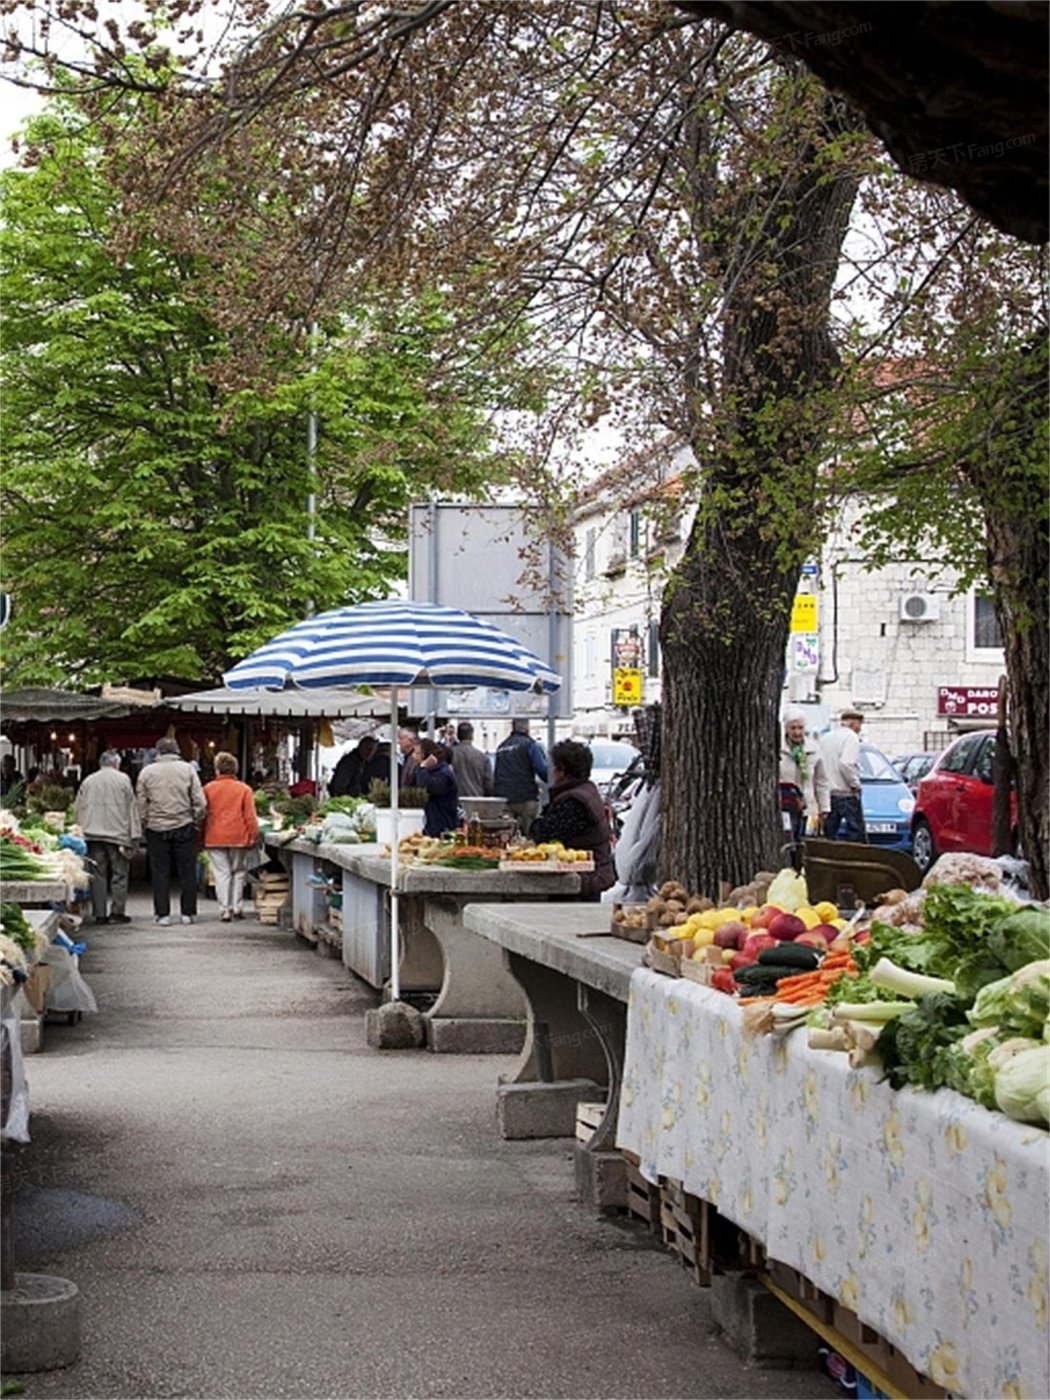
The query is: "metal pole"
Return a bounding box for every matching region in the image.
[388,689,401,1002]
[547,538,558,756]
[306,319,318,619]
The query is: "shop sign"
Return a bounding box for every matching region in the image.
[611,626,643,670]
[791,634,819,672]
[613,668,643,706]
[790,594,817,633]
[937,685,1000,718]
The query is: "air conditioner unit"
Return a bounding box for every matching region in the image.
[899,593,939,623]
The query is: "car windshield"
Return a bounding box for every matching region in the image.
[589,741,640,771]
[860,745,903,782]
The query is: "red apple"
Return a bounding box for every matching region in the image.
[768,912,806,942]
[742,932,778,961]
[796,930,829,951]
[730,949,755,971]
[750,904,783,931]
[810,924,841,943]
[714,920,748,950]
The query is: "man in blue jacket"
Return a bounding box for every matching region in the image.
[493,718,549,834]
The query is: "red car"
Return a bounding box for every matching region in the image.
[911,729,1019,874]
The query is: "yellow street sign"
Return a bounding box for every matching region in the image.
[790,594,818,633]
[613,667,643,706]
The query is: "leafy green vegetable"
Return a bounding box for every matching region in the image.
[320,796,366,817]
[875,992,971,1091]
[968,962,1050,1038]
[988,905,1050,972]
[993,1045,1050,1125]
[944,1027,1001,1107]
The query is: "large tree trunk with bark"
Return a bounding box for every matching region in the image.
[660,89,860,897]
[970,336,1049,899]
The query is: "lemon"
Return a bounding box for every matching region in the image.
[815,900,839,923]
[796,906,821,930]
[692,928,715,948]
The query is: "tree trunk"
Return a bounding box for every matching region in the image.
[971,336,1049,898]
[659,89,861,897]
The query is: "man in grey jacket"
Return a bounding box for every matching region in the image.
[74,751,141,925]
[137,737,207,926]
[450,722,493,798]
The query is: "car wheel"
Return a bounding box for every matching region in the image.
[912,819,937,874]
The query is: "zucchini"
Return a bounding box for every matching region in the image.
[734,963,797,986]
[758,942,820,971]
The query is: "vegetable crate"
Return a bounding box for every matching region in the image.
[253,872,290,925]
[609,903,650,943]
[659,1178,712,1286]
[621,1150,661,1234]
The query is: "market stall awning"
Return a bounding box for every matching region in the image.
[157,685,386,719]
[0,686,144,723]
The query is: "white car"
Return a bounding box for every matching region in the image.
[584,739,642,792]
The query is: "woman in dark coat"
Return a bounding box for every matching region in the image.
[413,739,460,836]
[528,739,614,901]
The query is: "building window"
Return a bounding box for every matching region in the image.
[973,594,1003,650]
[628,508,641,559]
[584,528,596,581]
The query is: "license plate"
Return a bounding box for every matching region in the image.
[867,823,898,834]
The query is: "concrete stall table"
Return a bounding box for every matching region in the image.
[461,901,643,1205]
[0,881,68,909]
[264,835,583,1051]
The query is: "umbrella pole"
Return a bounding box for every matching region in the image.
[389,688,401,1001]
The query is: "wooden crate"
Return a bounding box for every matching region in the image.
[575,1100,606,1142]
[623,1155,661,1233]
[659,1179,711,1285]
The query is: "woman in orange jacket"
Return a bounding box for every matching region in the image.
[203,752,260,921]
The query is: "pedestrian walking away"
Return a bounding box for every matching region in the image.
[73,750,141,924]
[450,721,493,798]
[202,751,260,921]
[819,708,867,843]
[137,736,207,924]
[493,718,549,835]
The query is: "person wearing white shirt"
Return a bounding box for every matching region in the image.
[819,709,867,842]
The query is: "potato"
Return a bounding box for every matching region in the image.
[647,897,667,914]
[727,885,756,906]
[659,881,679,899]
[674,912,688,925]
[659,912,676,927]
[685,896,706,914]
[753,870,778,885]
[666,899,684,913]
[612,909,625,923]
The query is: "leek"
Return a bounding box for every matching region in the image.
[870,958,956,1000]
[832,1001,913,1022]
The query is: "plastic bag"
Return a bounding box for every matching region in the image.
[42,944,98,1014]
[609,781,661,903]
[1,1010,30,1143]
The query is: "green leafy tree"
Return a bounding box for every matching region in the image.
[0,99,529,685]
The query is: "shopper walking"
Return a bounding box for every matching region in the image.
[203,752,260,922]
[74,751,141,925]
[137,736,206,925]
[779,708,829,843]
[820,708,867,843]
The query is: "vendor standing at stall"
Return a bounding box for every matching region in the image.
[74,751,141,925]
[203,752,260,922]
[528,739,614,901]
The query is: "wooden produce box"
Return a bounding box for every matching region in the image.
[498,858,595,873]
[622,1150,661,1233]
[609,902,650,943]
[679,947,726,987]
[575,1100,606,1142]
[643,940,681,976]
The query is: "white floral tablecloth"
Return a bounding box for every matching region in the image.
[617,968,1050,1400]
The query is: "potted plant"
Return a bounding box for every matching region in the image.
[368,778,428,846]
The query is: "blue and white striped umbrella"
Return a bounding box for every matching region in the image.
[223,600,561,693]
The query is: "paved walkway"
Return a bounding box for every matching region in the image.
[10,887,835,1399]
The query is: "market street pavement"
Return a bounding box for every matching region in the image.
[9,887,837,1400]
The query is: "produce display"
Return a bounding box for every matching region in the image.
[645,853,1050,1129]
[500,841,594,866]
[0,825,89,888]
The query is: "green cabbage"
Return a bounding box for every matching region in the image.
[988,904,1050,972]
[968,961,1050,1038]
[993,1045,1050,1126]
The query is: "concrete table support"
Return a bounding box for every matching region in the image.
[459,903,641,1192]
[422,898,527,1054]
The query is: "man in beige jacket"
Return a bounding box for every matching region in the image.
[74,751,141,925]
[137,737,206,926]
